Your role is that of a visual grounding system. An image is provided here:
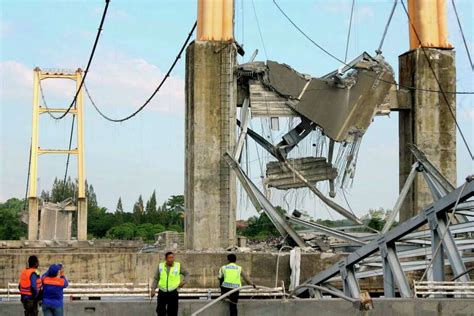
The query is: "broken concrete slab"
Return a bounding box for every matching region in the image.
[265,157,337,189]
[237,52,395,143]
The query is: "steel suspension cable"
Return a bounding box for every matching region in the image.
[85,21,197,123]
[451,0,474,71]
[251,0,269,60]
[39,77,77,182]
[376,0,398,55]
[344,0,356,63]
[63,115,76,182]
[23,140,33,211]
[272,0,474,95]
[44,0,110,120]
[273,0,473,159]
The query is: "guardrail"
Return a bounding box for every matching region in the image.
[0,283,284,301]
[413,281,474,297]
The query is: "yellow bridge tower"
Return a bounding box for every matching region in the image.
[28,67,87,240]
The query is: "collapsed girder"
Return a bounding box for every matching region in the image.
[237,52,395,143]
[239,120,363,224]
[233,52,396,223]
[223,152,307,248]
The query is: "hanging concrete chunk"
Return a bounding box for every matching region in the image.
[264,157,337,190]
[248,81,294,117]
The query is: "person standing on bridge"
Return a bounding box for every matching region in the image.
[41,263,68,316]
[151,251,189,316]
[18,255,42,316]
[218,254,255,316]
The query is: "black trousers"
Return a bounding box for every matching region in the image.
[21,296,38,316]
[221,287,239,316]
[157,289,179,316]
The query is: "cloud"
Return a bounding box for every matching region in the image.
[353,6,375,22]
[0,20,13,38]
[461,108,474,120]
[0,61,32,103]
[86,52,185,114]
[0,53,185,114]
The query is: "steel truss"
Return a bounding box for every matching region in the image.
[295,178,474,298]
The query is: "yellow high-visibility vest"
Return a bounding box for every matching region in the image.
[221,263,242,289]
[158,262,181,292]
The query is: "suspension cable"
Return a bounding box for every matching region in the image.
[44,0,110,120]
[376,0,398,55]
[451,0,474,70]
[272,0,474,95]
[38,78,76,182]
[85,21,197,123]
[63,115,76,182]
[251,0,269,60]
[23,140,33,211]
[344,0,355,63]
[39,79,64,120]
[273,0,473,159]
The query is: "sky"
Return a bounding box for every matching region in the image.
[0,0,473,221]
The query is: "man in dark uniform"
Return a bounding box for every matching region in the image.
[18,255,41,316]
[219,254,255,316]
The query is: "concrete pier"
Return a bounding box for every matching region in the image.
[398,49,456,221]
[185,41,237,249]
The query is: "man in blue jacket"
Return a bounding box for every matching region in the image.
[41,263,68,316]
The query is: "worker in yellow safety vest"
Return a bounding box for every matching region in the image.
[218,254,255,316]
[151,251,189,316]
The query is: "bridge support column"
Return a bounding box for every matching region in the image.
[184,41,237,249]
[398,49,456,222]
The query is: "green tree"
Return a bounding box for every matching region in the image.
[88,206,116,238]
[40,190,50,202]
[157,195,184,230]
[239,206,286,240]
[135,223,166,241]
[132,195,144,224]
[106,223,136,240]
[115,197,124,224]
[0,198,27,240]
[86,182,98,209]
[49,177,77,203]
[362,208,391,231]
[145,191,158,223]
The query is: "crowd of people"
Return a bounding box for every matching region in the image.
[19,252,252,316]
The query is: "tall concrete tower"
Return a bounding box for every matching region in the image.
[185,0,237,249]
[399,0,456,221]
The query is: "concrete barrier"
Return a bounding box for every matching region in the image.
[0,250,345,288]
[1,298,473,316]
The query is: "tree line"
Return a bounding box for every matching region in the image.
[0,178,392,241]
[0,178,184,241]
